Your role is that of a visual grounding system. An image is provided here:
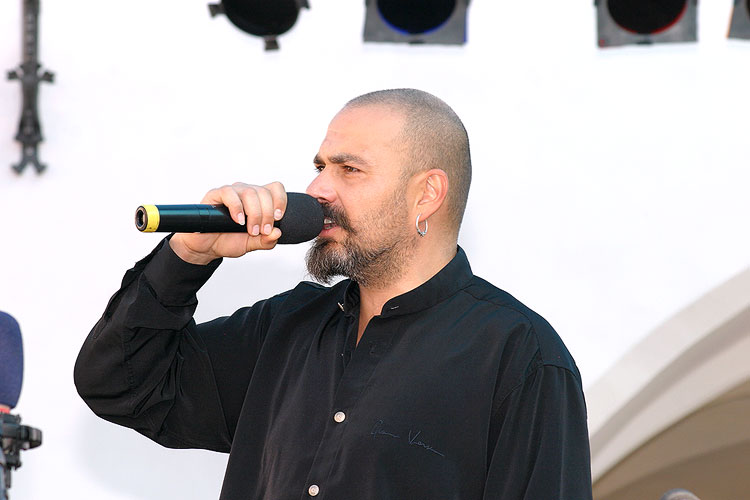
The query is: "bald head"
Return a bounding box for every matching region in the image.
[343,89,472,233]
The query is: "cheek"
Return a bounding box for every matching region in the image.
[342,180,407,227]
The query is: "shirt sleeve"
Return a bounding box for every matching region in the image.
[483,363,593,500]
[73,238,281,453]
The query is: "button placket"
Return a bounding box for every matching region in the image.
[301,319,397,500]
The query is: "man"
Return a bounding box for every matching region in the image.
[74,89,593,499]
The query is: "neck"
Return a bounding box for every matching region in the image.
[356,241,456,343]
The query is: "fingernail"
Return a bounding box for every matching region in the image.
[274,209,283,221]
[263,224,272,235]
[252,225,260,236]
[237,213,246,226]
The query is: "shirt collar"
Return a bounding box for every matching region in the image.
[340,246,474,317]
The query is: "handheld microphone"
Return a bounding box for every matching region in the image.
[135,192,324,244]
[0,312,23,411]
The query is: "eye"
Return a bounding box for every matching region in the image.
[342,165,359,173]
[314,164,325,173]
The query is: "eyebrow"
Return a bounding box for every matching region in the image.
[313,153,371,167]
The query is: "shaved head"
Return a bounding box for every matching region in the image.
[343,89,472,233]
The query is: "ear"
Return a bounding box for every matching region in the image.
[412,168,449,221]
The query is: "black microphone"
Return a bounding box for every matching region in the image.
[135,192,324,244]
[660,489,700,500]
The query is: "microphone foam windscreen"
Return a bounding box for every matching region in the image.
[277,193,324,244]
[0,311,23,409]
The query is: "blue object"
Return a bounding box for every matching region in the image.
[0,311,23,409]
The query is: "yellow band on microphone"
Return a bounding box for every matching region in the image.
[139,205,160,232]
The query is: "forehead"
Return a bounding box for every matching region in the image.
[318,105,407,165]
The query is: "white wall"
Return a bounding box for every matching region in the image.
[1,1,748,498]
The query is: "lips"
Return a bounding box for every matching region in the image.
[323,217,336,230]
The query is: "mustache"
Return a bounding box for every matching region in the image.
[321,203,355,233]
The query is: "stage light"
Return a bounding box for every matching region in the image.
[729,0,750,39]
[208,0,309,50]
[363,0,471,45]
[595,0,697,48]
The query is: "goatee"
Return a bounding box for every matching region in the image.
[305,200,415,289]
[306,238,395,288]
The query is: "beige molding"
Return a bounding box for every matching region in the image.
[587,266,750,483]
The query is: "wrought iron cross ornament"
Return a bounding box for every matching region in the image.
[7,0,54,174]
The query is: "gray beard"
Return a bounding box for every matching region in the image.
[305,230,415,289]
[306,183,417,289]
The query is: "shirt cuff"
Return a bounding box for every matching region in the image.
[142,237,222,306]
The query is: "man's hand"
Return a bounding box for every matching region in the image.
[169,182,288,265]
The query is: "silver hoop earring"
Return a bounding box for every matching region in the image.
[416,214,428,237]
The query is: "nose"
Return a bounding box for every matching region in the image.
[306,167,336,205]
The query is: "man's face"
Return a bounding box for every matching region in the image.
[305,105,417,287]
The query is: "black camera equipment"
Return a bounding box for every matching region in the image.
[0,413,42,500]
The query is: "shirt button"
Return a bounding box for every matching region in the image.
[308,484,320,497]
[333,411,346,423]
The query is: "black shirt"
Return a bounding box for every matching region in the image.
[74,239,593,500]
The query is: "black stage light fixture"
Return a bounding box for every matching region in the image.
[208,0,309,50]
[363,0,470,45]
[728,0,750,39]
[595,0,697,48]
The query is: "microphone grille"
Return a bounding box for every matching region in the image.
[277,193,324,244]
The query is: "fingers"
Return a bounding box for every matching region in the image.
[265,181,288,224]
[237,184,263,235]
[252,229,283,252]
[202,181,286,238]
[171,181,287,264]
[238,181,287,238]
[250,185,275,237]
[201,185,246,225]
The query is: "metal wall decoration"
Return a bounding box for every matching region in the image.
[728,0,750,39]
[7,0,54,174]
[363,0,471,45]
[208,0,309,50]
[595,0,698,48]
